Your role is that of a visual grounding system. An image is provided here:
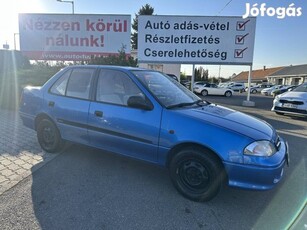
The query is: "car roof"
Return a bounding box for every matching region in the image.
[64,65,147,71]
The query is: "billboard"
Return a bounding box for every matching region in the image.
[19,14,131,61]
[138,15,256,65]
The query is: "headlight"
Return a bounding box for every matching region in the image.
[244,140,277,157]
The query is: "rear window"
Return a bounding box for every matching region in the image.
[66,68,95,99]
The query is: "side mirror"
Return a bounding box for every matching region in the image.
[127,96,153,111]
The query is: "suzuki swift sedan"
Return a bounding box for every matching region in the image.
[19,66,289,202]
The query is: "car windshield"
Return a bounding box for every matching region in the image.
[132,70,204,108]
[293,83,307,92]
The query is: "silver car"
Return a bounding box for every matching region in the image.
[272,82,307,116]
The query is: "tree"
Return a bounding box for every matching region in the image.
[194,66,209,81]
[87,45,137,67]
[131,4,154,50]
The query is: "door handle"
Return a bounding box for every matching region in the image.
[48,101,55,107]
[94,110,103,117]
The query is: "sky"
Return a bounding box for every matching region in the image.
[0,0,306,78]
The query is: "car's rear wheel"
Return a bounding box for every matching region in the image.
[37,119,63,153]
[224,91,232,97]
[169,147,225,202]
[201,90,208,96]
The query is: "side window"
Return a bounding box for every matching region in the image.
[96,70,144,106]
[66,68,95,99]
[50,70,71,95]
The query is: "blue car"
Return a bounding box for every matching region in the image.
[19,65,289,202]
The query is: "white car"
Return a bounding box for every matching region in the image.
[227,83,245,92]
[261,85,283,96]
[270,85,295,96]
[272,82,307,116]
[194,83,234,97]
[247,84,274,94]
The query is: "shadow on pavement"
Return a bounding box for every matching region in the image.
[30,138,306,229]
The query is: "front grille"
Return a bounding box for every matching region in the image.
[275,106,307,114]
[279,99,304,105]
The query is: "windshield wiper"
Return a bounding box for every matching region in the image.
[167,100,209,109]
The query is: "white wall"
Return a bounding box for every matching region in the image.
[138,63,181,79]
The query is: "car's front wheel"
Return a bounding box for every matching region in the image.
[251,89,257,94]
[37,119,63,153]
[169,147,225,202]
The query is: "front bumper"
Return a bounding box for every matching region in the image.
[224,140,289,190]
[272,106,307,116]
[272,98,307,116]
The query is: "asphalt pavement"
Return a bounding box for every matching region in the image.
[0,93,306,230]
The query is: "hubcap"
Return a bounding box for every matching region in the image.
[179,160,210,191]
[42,126,55,147]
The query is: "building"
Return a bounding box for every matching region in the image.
[232,66,283,84]
[267,64,307,85]
[130,50,181,79]
[233,64,307,86]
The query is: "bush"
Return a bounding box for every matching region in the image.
[0,63,61,110]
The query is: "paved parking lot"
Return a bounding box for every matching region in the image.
[0,109,57,195]
[0,94,306,229]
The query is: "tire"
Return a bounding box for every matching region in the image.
[37,119,63,153]
[275,112,284,115]
[201,90,208,96]
[251,89,257,94]
[224,91,232,97]
[169,147,225,202]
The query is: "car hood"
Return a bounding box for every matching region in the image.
[279,91,307,100]
[177,104,275,141]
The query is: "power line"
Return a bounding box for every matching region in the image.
[217,0,234,15]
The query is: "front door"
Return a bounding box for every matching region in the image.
[88,69,162,163]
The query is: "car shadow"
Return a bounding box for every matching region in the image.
[30,136,306,229]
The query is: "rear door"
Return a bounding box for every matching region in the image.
[209,84,222,95]
[46,67,96,145]
[88,69,162,163]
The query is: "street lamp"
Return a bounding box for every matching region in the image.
[57,0,74,14]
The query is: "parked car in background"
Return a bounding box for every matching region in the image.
[194,81,207,87]
[194,83,234,97]
[166,73,179,81]
[180,79,191,89]
[19,65,289,202]
[227,83,245,92]
[261,85,283,96]
[218,82,229,88]
[247,84,274,94]
[271,85,296,97]
[272,82,307,116]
